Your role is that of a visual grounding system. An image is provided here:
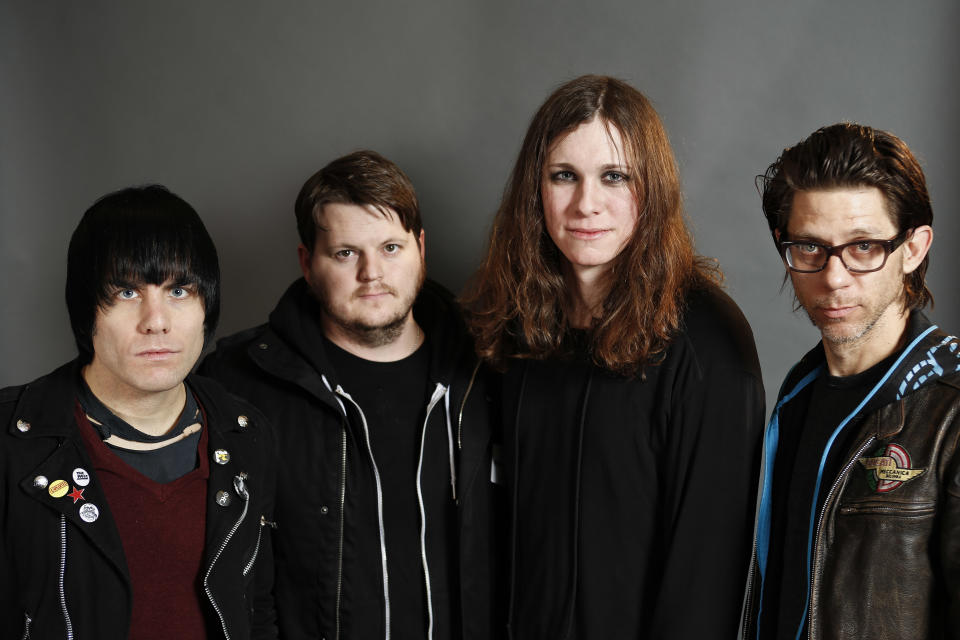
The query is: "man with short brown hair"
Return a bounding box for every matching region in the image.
[202,151,503,640]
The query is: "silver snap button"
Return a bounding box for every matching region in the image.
[258,343,269,350]
[320,505,329,515]
[216,491,232,507]
[237,415,248,428]
[33,475,49,489]
[16,419,31,432]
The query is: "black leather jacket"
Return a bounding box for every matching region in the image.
[0,362,278,640]
[200,279,505,640]
[740,313,960,639]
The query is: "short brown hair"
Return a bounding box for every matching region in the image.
[760,122,934,310]
[462,75,718,376]
[295,150,421,251]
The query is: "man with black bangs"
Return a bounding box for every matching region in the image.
[0,185,277,639]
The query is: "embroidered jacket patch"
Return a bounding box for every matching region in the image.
[858,443,925,492]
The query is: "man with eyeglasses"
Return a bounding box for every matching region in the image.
[739,123,960,640]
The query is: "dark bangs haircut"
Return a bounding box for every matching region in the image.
[295,150,421,252]
[66,185,220,362]
[760,122,934,310]
[462,74,718,376]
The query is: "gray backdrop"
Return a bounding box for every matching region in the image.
[2,1,958,412]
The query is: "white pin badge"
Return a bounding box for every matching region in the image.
[79,503,99,523]
[72,468,91,487]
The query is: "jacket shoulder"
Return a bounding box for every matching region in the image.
[674,283,762,378]
[188,373,274,434]
[200,324,271,374]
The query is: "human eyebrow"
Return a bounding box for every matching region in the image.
[600,163,630,173]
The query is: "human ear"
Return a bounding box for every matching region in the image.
[297,244,313,280]
[901,225,933,274]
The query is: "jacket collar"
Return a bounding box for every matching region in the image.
[778,311,959,415]
[8,360,83,439]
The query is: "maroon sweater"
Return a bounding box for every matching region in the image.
[75,405,210,640]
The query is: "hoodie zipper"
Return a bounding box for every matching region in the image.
[21,612,32,640]
[806,435,875,640]
[58,514,73,640]
[204,472,251,640]
[335,426,347,640]
[416,383,449,640]
[335,386,392,640]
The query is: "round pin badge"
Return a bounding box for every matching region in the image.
[33,475,49,490]
[79,503,99,523]
[48,479,69,498]
[214,449,230,465]
[72,468,91,487]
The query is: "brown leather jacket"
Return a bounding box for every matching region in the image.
[740,313,960,640]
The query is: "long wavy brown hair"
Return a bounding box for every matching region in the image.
[461,75,719,376]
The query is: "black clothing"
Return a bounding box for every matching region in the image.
[741,312,960,640]
[0,362,278,640]
[761,351,898,638]
[503,283,765,639]
[200,279,504,640]
[325,336,455,639]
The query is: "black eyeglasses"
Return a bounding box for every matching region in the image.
[778,229,912,273]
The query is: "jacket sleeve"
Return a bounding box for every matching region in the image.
[648,363,765,639]
[942,418,960,640]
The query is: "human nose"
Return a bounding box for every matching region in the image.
[357,253,383,281]
[821,254,853,289]
[138,291,170,334]
[575,178,602,216]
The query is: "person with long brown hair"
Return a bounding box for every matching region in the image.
[462,75,764,638]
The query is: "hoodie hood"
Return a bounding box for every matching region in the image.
[267,277,470,391]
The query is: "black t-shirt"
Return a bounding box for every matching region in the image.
[325,336,457,639]
[761,350,899,638]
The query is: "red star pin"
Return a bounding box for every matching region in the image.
[68,486,85,504]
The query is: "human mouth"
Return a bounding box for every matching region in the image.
[567,228,610,240]
[137,348,179,361]
[355,288,395,300]
[819,305,857,320]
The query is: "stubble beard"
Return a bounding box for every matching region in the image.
[321,263,426,349]
[796,276,905,348]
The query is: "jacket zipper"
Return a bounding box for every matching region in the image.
[416,383,448,640]
[204,472,251,640]
[243,516,276,577]
[58,514,74,640]
[457,362,481,451]
[21,612,32,640]
[335,426,347,640]
[335,386,392,640]
[806,436,875,640]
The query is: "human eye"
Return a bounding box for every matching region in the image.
[602,170,630,184]
[116,288,138,300]
[798,242,822,254]
[851,240,877,254]
[550,170,577,182]
[383,243,401,255]
[334,249,355,260]
[169,285,193,299]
